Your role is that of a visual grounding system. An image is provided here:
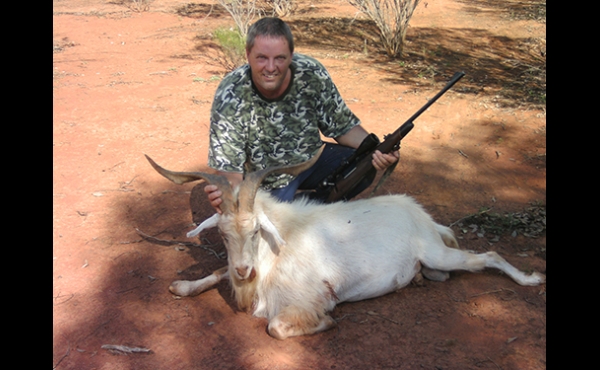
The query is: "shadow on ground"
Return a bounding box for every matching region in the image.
[288,18,545,108]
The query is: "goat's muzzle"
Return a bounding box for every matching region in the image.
[235,266,256,282]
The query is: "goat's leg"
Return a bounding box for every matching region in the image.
[169,266,229,296]
[411,258,450,283]
[421,246,545,286]
[421,267,450,282]
[267,306,337,340]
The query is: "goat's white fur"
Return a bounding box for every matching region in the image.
[170,190,545,339]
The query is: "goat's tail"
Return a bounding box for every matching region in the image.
[435,224,459,249]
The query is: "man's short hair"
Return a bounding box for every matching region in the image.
[246,17,294,53]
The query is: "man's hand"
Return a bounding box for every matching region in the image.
[372,149,399,171]
[204,172,243,214]
[336,125,400,171]
[204,184,224,214]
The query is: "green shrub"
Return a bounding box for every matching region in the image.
[213,27,247,72]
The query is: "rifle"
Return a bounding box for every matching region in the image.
[321,71,466,203]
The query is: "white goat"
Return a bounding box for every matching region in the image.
[145,148,545,340]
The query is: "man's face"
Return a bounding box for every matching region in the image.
[246,35,293,100]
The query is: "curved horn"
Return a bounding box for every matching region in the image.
[145,154,235,214]
[238,145,325,213]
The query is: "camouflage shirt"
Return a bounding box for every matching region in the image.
[208,53,361,190]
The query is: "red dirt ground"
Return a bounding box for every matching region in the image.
[53,1,546,369]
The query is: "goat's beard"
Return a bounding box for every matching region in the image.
[231,268,259,311]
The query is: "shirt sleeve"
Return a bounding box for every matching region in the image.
[315,65,361,138]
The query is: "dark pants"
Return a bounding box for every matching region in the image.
[269,143,376,203]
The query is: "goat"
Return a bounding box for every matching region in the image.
[145,147,545,340]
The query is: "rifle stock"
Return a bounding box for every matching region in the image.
[324,71,465,203]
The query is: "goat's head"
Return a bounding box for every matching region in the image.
[145,146,323,284]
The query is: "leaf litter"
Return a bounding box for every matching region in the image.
[452,203,546,241]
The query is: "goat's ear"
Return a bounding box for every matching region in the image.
[187,213,220,238]
[257,212,285,255]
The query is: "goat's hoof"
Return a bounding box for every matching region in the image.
[422,267,450,282]
[169,280,195,297]
[530,272,546,285]
[268,321,291,340]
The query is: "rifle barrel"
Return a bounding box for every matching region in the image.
[325,71,466,203]
[404,71,465,125]
[376,72,465,154]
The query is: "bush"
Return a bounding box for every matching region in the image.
[264,0,296,17]
[217,0,261,38]
[213,27,247,72]
[347,0,420,58]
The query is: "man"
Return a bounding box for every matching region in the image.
[205,17,399,213]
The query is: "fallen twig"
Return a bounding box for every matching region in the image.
[135,228,223,259]
[449,207,493,227]
[53,292,75,306]
[135,228,196,247]
[487,356,502,370]
[115,285,139,294]
[366,310,400,324]
[101,344,151,355]
[335,314,351,322]
[108,161,125,171]
[118,175,137,191]
[202,4,214,22]
[470,288,516,298]
[53,344,71,369]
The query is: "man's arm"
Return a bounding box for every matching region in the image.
[334,124,370,148]
[335,125,400,171]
